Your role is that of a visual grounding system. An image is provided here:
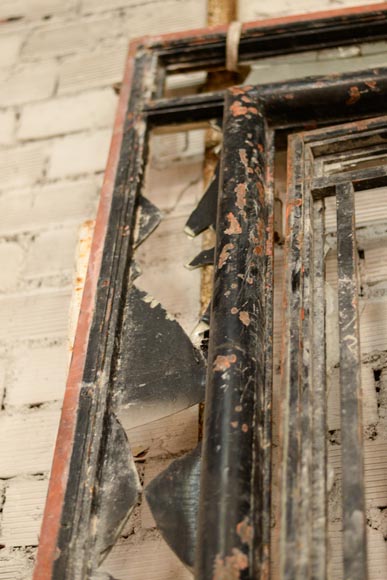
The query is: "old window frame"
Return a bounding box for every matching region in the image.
[280,115,387,580]
[195,79,387,580]
[34,4,387,579]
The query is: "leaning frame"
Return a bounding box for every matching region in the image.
[34,4,387,579]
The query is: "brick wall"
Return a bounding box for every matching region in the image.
[0,0,384,578]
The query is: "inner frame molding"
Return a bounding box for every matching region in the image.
[281,115,387,580]
[34,4,387,579]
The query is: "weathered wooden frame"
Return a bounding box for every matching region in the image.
[34,4,387,579]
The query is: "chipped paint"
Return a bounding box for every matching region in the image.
[257,181,265,204]
[218,243,235,268]
[239,311,250,326]
[235,183,247,211]
[365,79,376,89]
[197,88,273,580]
[141,294,160,308]
[213,549,249,580]
[229,101,250,117]
[239,149,248,169]
[213,354,237,372]
[230,86,247,96]
[236,517,253,546]
[225,212,242,235]
[346,85,361,105]
[37,7,387,579]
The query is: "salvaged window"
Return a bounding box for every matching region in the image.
[281,115,387,580]
[35,5,387,580]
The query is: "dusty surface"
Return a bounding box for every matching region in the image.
[270,155,387,579]
[1,0,387,578]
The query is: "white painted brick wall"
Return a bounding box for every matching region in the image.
[0,142,48,190]
[238,0,382,20]
[48,129,112,178]
[6,342,68,407]
[0,0,77,21]
[0,110,16,146]
[82,0,153,14]
[0,289,71,341]
[0,477,49,547]
[0,360,6,408]
[0,549,35,580]
[0,35,24,68]
[0,242,24,292]
[0,0,385,578]
[0,61,56,107]
[58,45,128,95]
[0,179,99,234]
[0,409,61,478]
[24,226,79,279]
[18,89,118,140]
[21,16,124,61]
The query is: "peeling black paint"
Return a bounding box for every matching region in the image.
[47,10,387,579]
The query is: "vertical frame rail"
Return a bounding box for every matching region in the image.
[280,140,329,580]
[311,199,327,580]
[279,115,387,580]
[258,127,275,579]
[336,182,367,580]
[299,150,313,579]
[50,48,157,579]
[195,89,272,579]
[280,134,305,580]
